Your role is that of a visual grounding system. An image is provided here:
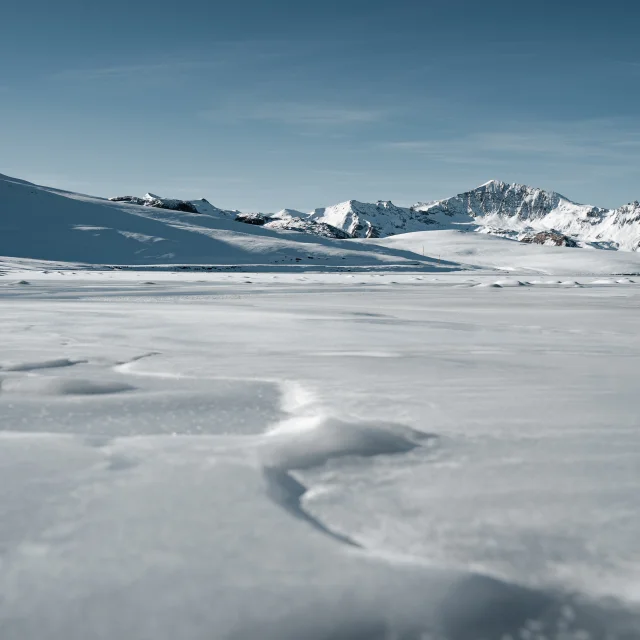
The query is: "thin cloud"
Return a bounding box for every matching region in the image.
[49,60,227,83]
[48,42,286,83]
[381,119,640,164]
[201,102,387,126]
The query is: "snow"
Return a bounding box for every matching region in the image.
[0,174,445,270]
[2,171,640,636]
[368,229,640,275]
[414,181,640,252]
[1,270,640,638]
[309,199,439,238]
[3,172,640,276]
[305,182,640,251]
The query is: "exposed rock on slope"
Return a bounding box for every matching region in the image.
[234,213,268,226]
[109,194,200,214]
[233,211,350,238]
[109,193,241,219]
[520,231,578,247]
[264,213,351,239]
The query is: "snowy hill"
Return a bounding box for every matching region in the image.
[0,174,444,270]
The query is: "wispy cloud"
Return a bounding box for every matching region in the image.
[201,101,386,126]
[382,118,640,165]
[48,42,286,84]
[50,60,224,83]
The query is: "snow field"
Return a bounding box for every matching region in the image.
[1,273,639,638]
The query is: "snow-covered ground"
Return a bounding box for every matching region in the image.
[367,229,640,276]
[1,270,639,639]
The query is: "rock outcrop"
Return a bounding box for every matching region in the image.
[520,231,578,247]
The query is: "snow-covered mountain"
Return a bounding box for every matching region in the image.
[306,181,640,251]
[3,172,640,273]
[67,179,640,251]
[307,200,438,238]
[108,194,353,240]
[413,180,640,251]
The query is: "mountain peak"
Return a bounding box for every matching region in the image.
[478,179,505,189]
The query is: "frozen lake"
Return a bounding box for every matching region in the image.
[1,271,639,639]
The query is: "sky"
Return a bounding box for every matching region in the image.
[1,0,639,212]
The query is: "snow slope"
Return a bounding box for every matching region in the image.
[0,174,447,270]
[368,229,640,276]
[1,273,639,638]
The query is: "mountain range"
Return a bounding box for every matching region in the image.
[2,172,640,274]
[109,179,640,251]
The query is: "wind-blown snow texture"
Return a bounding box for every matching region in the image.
[1,271,639,639]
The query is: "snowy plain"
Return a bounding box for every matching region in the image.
[1,268,640,639]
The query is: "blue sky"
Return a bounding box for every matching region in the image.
[1,0,639,211]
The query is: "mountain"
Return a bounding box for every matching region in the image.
[100,180,640,252]
[413,180,640,251]
[2,171,640,273]
[108,195,352,240]
[271,181,638,252]
[307,200,438,238]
